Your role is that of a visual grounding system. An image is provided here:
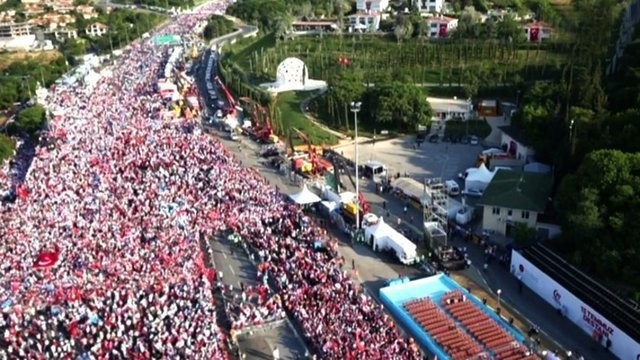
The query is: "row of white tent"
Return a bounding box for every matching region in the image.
[288,185,418,265]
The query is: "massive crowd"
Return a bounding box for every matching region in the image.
[0,1,422,359]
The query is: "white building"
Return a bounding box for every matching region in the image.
[0,22,36,50]
[415,0,445,13]
[478,170,552,236]
[85,22,108,37]
[427,15,458,38]
[499,125,535,162]
[427,97,473,121]
[348,0,389,32]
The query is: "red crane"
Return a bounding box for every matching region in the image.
[289,128,332,175]
[239,97,276,143]
[214,76,236,115]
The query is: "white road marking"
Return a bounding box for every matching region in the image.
[229,266,236,276]
[222,252,227,259]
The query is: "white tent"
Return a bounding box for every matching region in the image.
[364,217,417,265]
[288,184,321,205]
[464,163,496,193]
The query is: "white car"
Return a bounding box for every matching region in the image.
[469,135,479,145]
[229,132,239,141]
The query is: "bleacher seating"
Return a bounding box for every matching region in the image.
[440,290,538,360]
[404,297,486,360]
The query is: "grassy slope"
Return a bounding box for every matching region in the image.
[225,34,339,145]
[275,91,338,146]
[0,50,62,70]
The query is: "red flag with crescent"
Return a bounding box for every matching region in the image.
[34,249,61,269]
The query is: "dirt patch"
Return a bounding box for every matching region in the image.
[0,50,62,70]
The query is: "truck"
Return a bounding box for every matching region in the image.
[445,180,460,196]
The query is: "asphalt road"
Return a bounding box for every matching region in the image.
[196,48,309,360]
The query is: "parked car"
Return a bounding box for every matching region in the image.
[469,135,479,145]
[429,134,439,143]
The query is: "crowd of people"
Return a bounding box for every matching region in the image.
[224,284,285,332]
[0,1,423,359]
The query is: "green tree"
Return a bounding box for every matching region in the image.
[0,134,15,163]
[203,15,235,41]
[496,16,525,43]
[11,104,46,136]
[327,67,366,130]
[367,81,432,131]
[512,222,537,247]
[556,150,640,290]
[394,15,414,43]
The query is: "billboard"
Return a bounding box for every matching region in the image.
[510,250,640,360]
[154,35,182,45]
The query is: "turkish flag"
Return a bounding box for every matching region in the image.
[439,24,448,38]
[530,27,539,42]
[16,185,28,200]
[34,250,61,269]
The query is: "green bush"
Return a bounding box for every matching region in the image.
[203,15,235,41]
[11,105,46,136]
[0,133,15,163]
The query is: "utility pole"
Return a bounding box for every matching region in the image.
[350,101,362,231]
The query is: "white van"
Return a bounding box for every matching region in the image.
[445,180,460,196]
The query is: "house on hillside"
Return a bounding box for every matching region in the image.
[415,0,445,14]
[348,0,389,32]
[478,170,552,237]
[499,125,535,162]
[0,21,36,50]
[427,15,458,38]
[85,22,108,37]
[76,5,98,19]
[523,21,553,42]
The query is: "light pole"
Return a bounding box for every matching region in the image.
[569,119,576,156]
[497,288,502,312]
[350,101,362,230]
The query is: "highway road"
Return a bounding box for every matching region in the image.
[195,48,308,360]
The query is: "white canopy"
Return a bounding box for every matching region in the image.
[464,163,496,193]
[364,217,417,264]
[288,184,321,205]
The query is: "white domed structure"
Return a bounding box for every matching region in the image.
[261,57,327,93]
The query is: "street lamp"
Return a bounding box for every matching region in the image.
[569,119,577,156]
[497,288,502,312]
[350,101,362,230]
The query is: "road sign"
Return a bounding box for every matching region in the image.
[154,34,182,45]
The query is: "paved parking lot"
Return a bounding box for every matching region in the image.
[335,135,482,182]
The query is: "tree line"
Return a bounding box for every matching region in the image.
[319,68,432,133]
[59,9,166,63]
[512,0,640,298]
